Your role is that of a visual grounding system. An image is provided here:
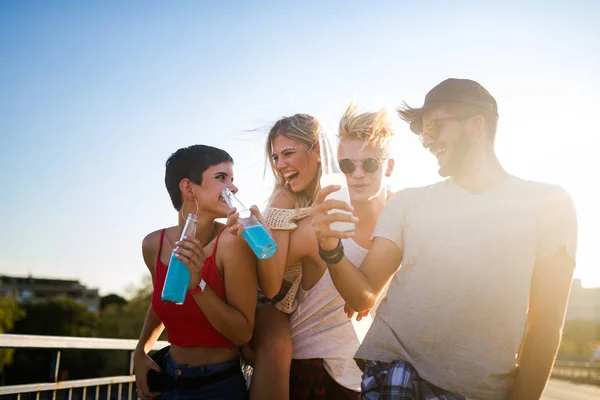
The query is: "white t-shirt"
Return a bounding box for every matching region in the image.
[355,176,577,400]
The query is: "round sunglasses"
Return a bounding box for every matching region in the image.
[339,157,387,174]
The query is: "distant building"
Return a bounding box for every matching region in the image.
[0,274,100,312]
[566,279,600,321]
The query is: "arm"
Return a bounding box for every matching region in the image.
[327,238,402,312]
[255,190,295,298]
[135,232,165,352]
[289,217,400,313]
[311,185,404,312]
[227,190,295,298]
[508,188,578,400]
[135,306,165,354]
[134,232,166,399]
[507,248,574,400]
[191,232,257,345]
[257,228,292,298]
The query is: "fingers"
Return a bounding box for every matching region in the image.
[226,208,238,228]
[343,303,353,316]
[135,380,147,400]
[312,218,356,241]
[318,212,358,226]
[249,205,261,217]
[344,303,357,319]
[314,185,342,205]
[149,359,161,372]
[343,303,369,321]
[311,199,354,218]
[135,373,152,399]
[356,310,365,321]
[225,210,245,237]
[174,246,198,267]
[134,354,162,400]
[176,238,204,261]
[249,205,267,226]
[346,308,355,319]
[139,390,160,400]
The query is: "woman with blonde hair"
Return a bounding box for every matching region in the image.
[230,104,395,399]
[230,113,323,400]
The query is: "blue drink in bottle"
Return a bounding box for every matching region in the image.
[161,213,197,304]
[221,188,277,259]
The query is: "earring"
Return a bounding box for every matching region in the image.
[316,156,321,163]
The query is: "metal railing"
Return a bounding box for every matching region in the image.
[0,334,169,400]
[2,333,597,399]
[551,360,600,385]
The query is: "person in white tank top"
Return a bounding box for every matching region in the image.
[286,102,395,399]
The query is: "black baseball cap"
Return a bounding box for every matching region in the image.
[409,78,498,134]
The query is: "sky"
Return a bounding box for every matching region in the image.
[1,0,599,297]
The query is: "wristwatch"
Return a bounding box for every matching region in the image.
[189,279,207,295]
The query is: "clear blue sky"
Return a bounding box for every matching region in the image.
[1,0,599,297]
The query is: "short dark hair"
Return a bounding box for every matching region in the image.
[398,102,499,141]
[164,145,233,210]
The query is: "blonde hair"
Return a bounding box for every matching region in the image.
[338,102,394,155]
[265,113,323,208]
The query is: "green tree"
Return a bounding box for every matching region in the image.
[97,277,153,339]
[13,298,98,337]
[7,298,101,384]
[95,278,161,376]
[0,297,25,383]
[558,319,600,361]
[100,294,127,311]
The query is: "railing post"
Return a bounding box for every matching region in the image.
[51,350,61,400]
[128,350,135,400]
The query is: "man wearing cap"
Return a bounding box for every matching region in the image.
[310,78,578,399]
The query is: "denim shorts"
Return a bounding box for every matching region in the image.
[159,351,248,400]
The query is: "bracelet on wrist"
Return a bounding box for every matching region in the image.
[318,239,342,255]
[318,240,345,264]
[189,279,207,295]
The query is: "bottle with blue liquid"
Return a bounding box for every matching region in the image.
[221,188,278,260]
[161,213,197,304]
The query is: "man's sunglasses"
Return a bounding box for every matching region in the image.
[339,157,387,175]
[419,116,473,142]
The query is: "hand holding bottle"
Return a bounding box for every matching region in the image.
[173,236,206,290]
[226,205,268,238]
[222,188,278,260]
[310,185,358,251]
[162,213,201,304]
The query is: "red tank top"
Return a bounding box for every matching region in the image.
[151,228,234,348]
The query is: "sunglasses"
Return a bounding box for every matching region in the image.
[339,157,387,174]
[419,116,472,143]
